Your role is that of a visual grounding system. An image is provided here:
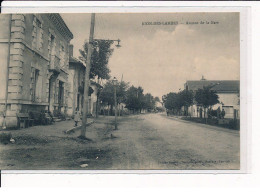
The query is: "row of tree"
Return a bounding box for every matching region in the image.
[99,80,160,114]
[162,87,219,116]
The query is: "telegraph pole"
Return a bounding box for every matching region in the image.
[80,13,95,138]
[114,82,118,130]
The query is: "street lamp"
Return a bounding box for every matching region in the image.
[93,39,121,48]
[112,77,118,130]
[115,39,121,48]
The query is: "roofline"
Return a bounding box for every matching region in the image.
[48,14,74,40]
[186,88,239,93]
[69,57,85,68]
[186,80,240,82]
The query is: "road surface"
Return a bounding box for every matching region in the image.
[109,113,240,170]
[0,113,240,170]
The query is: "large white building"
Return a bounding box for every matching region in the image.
[184,79,240,119]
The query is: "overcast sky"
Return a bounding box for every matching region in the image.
[61,13,240,99]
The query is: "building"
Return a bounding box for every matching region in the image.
[184,78,240,119]
[67,45,85,117]
[68,45,102,117]
[0,14,73,127]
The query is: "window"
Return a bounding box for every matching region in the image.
[32,69,39,102]
[35,18,42,50]
[60,42,65,67]
[50,35,55,55]
[58,81,64,105]
[50,34,55,66]
[31,69,42,102]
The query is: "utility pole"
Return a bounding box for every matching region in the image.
[114,84,118,130]
[112,77,118,130]
[80,13,95,138]
[2,14,12,130]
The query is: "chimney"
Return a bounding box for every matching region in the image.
[69,44,74,57]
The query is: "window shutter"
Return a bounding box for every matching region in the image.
[48,32,51,57]
[36,74,42,102]
[30,67,35,101]
[55,80,59,103]
[39,28,44,51]
[32,17,37,48]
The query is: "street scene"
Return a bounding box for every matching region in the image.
[0,13,240,170]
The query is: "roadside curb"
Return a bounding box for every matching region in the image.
[163,115,240,135]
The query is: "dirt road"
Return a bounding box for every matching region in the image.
[111,113,240,170]
[0,113,239,170]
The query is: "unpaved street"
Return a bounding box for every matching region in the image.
[111,113,240,170]
[0,113,239,170]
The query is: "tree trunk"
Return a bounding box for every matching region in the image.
[110,104,113,116]
[96,97,99,118]
[204,107,207,124]
[118,103,121,116]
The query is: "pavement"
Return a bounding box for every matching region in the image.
[0,113,240,170]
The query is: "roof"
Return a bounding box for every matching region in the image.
[68,58,102,88]
[185,80,240,93]
[69,56,85,68]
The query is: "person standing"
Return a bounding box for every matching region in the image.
[221,108,226,119]
[74,108,81,127]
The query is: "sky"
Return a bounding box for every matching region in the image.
[61,13,240,99]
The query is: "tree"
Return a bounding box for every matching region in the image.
[195,86,219,119]
[117,81,129,104]
[79,40,114,80]
[125,86,145,113]
[79,40,115,118]
[99,80,128,115]
[143,93,156,112]
[162,90,194,115]
[179,90,194,116]
[162,92,181,114]
[154,96,160,102]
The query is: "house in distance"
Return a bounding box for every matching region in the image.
[184,77,240,119]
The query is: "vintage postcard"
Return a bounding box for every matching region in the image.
[0,10,248,172]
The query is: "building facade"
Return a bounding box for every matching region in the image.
[68,45,102,117]
[184,79,240,119]
[0,14,73,127]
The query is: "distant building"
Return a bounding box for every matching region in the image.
[0,14,73,127]
[68,44,102,117]
[184,78,240,118]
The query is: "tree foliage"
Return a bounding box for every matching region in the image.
[143,93,156,111]
[194,87,219,108]
[125,86,145,112]
[99,80,129,106]
[100,81,158,113]
[154,96,160,102]
[79,40,114,80]
[124,87,158,112]
[179,90,194,107]
[162,90,194,113]
[162,92,180,111]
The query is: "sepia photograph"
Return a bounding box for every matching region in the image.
[0,12,241,170]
